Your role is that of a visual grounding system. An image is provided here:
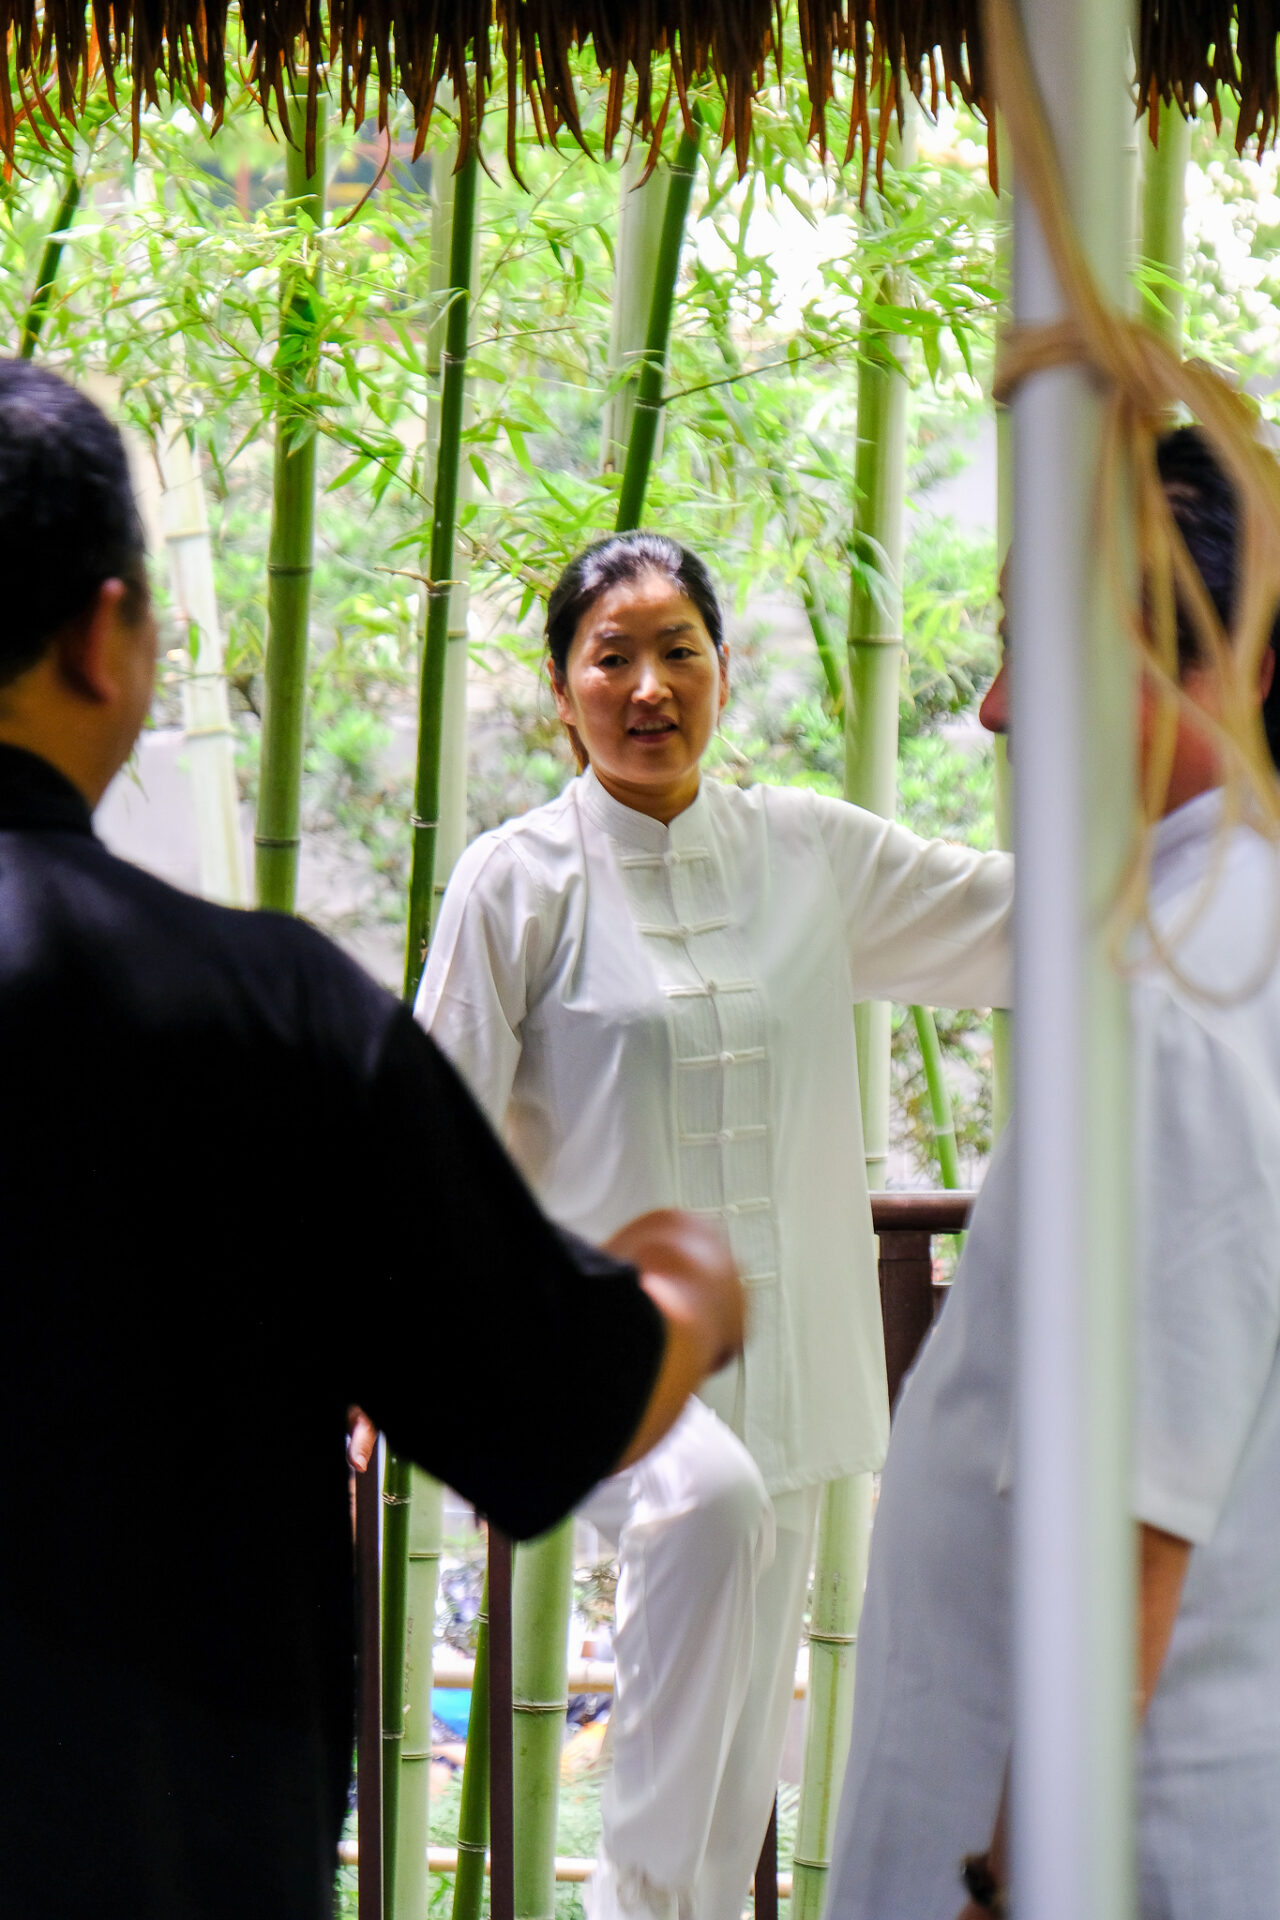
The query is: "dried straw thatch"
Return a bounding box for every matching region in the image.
[3,2,1280,170]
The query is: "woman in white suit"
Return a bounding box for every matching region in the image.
[417,531,1012,1920]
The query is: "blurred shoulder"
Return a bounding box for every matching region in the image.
[702,776,838,836]
[89,842,400,1071]
[447,781,582,898]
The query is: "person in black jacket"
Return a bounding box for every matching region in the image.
[0,359,745,1919]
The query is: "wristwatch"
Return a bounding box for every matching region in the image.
[960,1851,1008,1916]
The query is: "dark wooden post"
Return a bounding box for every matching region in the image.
[356,1458,383,1920]
[753,1800,779,1920]
[746,1190,978,1911]
[871,1192,974,1409]
[488,1529,516,1920]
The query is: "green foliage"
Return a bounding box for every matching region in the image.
[0,49,1004,1153]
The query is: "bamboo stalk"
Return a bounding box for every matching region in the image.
[602,146,671,477]
[790,1475,873,1920]
[711,330,846,711]
[843,268,910,1184]
[254,86,326,913]
[614,111,703,533]
[794,121,914,1919]
[382,139,477,1914]
[1142,100,1190,347]
[403,145,479,999]
[511,1520,574,1920]
[910,1005,962,1189]
[394,1470,445,1920]
[451,1561,493,1920]
[19,165,82,358]
[155,426,248,907]
[422,134,477,938]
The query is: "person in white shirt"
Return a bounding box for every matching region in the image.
[826,427,1280,1920]
[417,532,1013,1920]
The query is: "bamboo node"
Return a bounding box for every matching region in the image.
[806,1629,857,1646]
[512,1697,568,1714]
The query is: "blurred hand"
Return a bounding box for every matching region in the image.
[605,1208,746,1377]
[346,1406,377,1473]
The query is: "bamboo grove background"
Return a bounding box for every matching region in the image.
[4,12,1279,1912]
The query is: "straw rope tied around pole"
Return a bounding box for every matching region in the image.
[984,0,1280,967]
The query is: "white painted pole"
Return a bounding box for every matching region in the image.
[1010,0,1137,1916]
[156,428,249,908]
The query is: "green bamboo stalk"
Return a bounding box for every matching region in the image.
[255,88,326,913]
[614,110,703,533]
[602,146,670,478]
[794,124,913,1918]
[394,1470,445,1919]
[844,292,909,1189]
[450,1562,492,1920]
[1142,99,1190,346]
[711,331,845,712]
[790,1475,873,1920]
[910,1005,962,1189]
[19,166,82,358]
[403,146,479,999]
[383,137,479,1913]
[423,139,478,938]
[382,1449,413,1889]
[512,1519,574,1920]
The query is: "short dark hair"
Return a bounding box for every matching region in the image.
[1156,424,1280,768]
[1156,424,1243,673]
[544,532,724,679]
[0,360,148,688]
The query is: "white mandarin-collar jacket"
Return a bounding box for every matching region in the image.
[418,768,1013,1493]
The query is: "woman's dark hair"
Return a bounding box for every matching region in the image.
[544,532,724,679]
[0,359,148,688]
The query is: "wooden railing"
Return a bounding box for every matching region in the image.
[354,1189,975,1918]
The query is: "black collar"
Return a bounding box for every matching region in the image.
[0,744,95,835]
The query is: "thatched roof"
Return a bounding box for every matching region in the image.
[3,2,1278,170]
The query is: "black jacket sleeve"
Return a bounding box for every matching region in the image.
[349,1005,667,1539]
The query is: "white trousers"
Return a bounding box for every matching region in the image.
[581,1398,820,1920]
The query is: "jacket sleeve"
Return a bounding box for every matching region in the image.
[352,1005,666,1541]
[809,793,1013,1008]
[414,834,543,1128]
[1131,988,1280,1543]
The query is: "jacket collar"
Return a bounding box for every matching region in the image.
[1149,785,1224,876]
[0,744,95,835]
[576,764,710,855]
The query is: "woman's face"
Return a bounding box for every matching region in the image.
[553,570,729,822]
